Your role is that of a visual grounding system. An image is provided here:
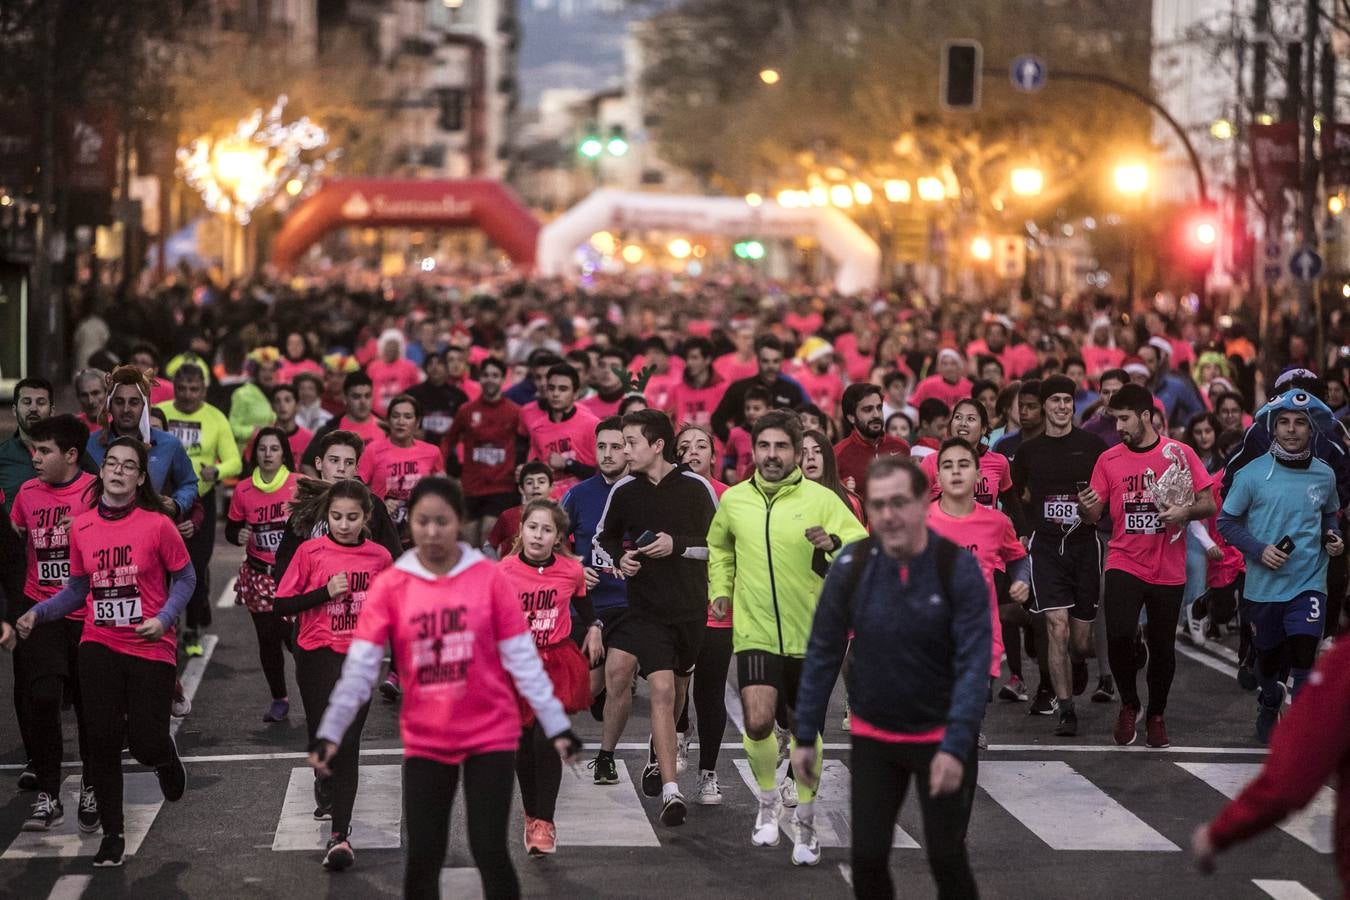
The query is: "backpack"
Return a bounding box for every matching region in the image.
[837,535,960,624]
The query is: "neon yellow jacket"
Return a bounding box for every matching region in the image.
[154,400,241,495]
[707,469,868,656]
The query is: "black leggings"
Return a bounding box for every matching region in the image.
[78,642,176,836]
[1104,571,1182,717]
[1327,552,1347,638]
[185,490,216,631]
[404,753,518,900]
[295,645,369,836]
[674,626,733,772]
[17,610,89,795]
[251,610,291,700]
[850,736,978,900]
[515,723,561,821]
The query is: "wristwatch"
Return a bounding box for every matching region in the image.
[590,619,605,630]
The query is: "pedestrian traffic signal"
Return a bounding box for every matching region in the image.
[941,40,982,111]
[579,136,604,159]
[733,240,765,260]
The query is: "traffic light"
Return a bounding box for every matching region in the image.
[606,126,629,157]
[941,40,982,111]
[578,135,603,159]
[733,240,765,261]
[1175,204,1221,270]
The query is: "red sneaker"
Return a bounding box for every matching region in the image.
[526,818,556,856]
[523,814,538,851]
[1145,714,1170,749]
[1113,705,1139,746]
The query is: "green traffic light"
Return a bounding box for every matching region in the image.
[579,137,604,159]
[606,137,629,157]
[745,240,765,260]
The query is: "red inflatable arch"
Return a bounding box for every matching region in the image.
[271,178,541,269]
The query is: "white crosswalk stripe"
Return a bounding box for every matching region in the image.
[1252,879,1324,900]
[555,759,661,846]
[1177,762,1335,854]
[2,773,162,859]
[272,766,402,851]
[733,759,918,849]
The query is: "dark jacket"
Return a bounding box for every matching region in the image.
[794,531,990,760]
[710,375,806,441]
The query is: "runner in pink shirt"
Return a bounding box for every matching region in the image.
[791,338,845,419]
[721,386,769,484]
[274,479,394,871]
[668,337,730,429]
[919,399,1016,512]
[909,349,974,411]
[527,363,599,496]
[358,394,445,542]
[17,436,194,867]
[365,329,424,417]
[310,477,580,900]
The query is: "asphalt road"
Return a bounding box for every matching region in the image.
[0,541,1340,900]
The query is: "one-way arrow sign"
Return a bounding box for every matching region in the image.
[1289,247,1322,282]
[1010,55,1047,92]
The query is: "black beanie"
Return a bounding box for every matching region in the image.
[1038,375,1077,404]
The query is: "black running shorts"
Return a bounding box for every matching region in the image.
[606,613,705,678]
[1027,533,1103,621]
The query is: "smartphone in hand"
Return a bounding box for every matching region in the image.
[635,530,658,548]
[1275,535,1295,554]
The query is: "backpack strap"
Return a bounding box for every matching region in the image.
[934,535,958,604]
[838,536,874,624]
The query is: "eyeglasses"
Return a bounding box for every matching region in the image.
[865,495,923,514]
[102,458,141,474]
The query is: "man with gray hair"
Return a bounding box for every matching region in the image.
[74,368,107,434]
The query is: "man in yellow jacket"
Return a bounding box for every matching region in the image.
[707,410,868,866]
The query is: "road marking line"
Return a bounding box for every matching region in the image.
[45,875,91,900]
[837,863,853,887]
[3,773,162,859]
[1252,879,1323,899]
[215,577,238,608]
[439,868,484,899]
[272,765,402,851]
[171,633,218,737]
[977,760,1179,851]
[1176,641,1239,679]
[724,678,745,738]
[733,759,918,849]
[1178,763,1335,854]
[555,759,660,846]
[983,743,1266,755]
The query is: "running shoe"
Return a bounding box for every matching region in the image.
[660,791,688,827]
[1091,676,1116,703]
[589,754,619,786]
[171,681,192,718]
[696,770,722,806]
[977,732,988,751]
[314,775,334,819]
[790,812,821,866]
[1182,609,1206,647]
[675,732,689,776]
[21,792,63,832]
[184,635,205,658]
[1113,705,1139,746]
[78,779,99,833]
[1028,683,1058,716]
[156,735,187,801]
[526,818,557,855]
[751,795,781,847]
[1145,714,1170,749]
[998,676,1029,702]
[640,761,661,798]
[93,833,125,867]
[1255,684,1285,745]
[379,672,401,703]
[777,774,798,809]
[1236,648,1258,691]
[1054,705,1078,738]
[263,698,290,722]
[322,832,355,871]
[1071,659,1089,696]
[841,705,851,732]
[16,763,36,791]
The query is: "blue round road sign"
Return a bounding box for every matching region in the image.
[1010,55,1047,92]
[1289,247,1322,282]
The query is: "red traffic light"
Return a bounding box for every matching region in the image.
[1174,204,1221,270]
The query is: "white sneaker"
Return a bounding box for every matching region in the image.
[1183,609,1206,647]
[675,732,688,775]
[777,775,798,809]
[751,795,780,847]
[791,812,821,866]
[696,770,722,806]
[171,692,192,718]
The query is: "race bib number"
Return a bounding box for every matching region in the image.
[1123,500,1163,535]
[421,414,452,435]
[92,584,143,627]
[253,523,285,554]
[36,558,70,586]
[472,445,506,466]
[167,419,202,451]
[1042,494,1080,527]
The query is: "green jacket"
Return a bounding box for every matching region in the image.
[707,469,869,656]
[227,382,275,452]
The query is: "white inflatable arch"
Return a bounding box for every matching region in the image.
[536,189,882,295]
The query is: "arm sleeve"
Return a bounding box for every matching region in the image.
[272,586,332,617]
[1006,555,1030,585]
[1217,476,1265,558]
[939,554,993,759]
[154,564,198,628]
[710,383,740,442]
[29,575,92,623]
[562,458,597,480]
[225,516,245,546]
[705,503,736,601]
[1188,520,1216,551]
[793,545,858,744]
[571,593,596,624]
[672,481,717,561]
[824,493,870,555]
[315,639,383,746]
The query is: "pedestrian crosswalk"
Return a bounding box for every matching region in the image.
[0,759,1335,860]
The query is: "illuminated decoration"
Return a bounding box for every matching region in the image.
[579,137,604,159]
[809,186,828,207]
[590,231,617,255]
[621,244,644,264]
[1009,167,1044,197]
[1209,118,1235,140]
[1113,162,1149,196]
[667,238,692,259]
[745,192,763,207]
[606,134,629,157]
[776,190,799,208]
[883,179,911,203]
[759,68,781,85]
[916,177,945,202]
[970,236,993,261]
[830,184,854,208]
[852,182,873,204]
[734,240,765,260]
[178,95,336,225]
[1329,194,1345,215]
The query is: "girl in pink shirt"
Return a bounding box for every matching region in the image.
[226,427,302,722]
[357,394,445,545]
[920,399,1016,512]
[497,500,601,855]
[309,478,580,899]
[274,479,393,871]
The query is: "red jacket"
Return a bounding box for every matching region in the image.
[1209,638,1350,888]
[833,431,910,493]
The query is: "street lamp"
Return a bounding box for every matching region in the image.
[1010,166,1044,197]
[1113,162,1149,196]
[852,182,873,204]
[883,179,911,203]
[916,177,945,202]
[970,236,993,261]
[759,68,781,85]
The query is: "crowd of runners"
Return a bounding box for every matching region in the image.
[1,272,1348,897]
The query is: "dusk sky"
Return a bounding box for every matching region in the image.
[517,0,643,108]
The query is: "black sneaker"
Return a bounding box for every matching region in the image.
[17,763,37,792]
[323,832,355,871]
[641,762,661,798]
[21,792,64,832]
[590,754,619,786]
[998,676,1029,702]
[378,672,401,703]
[155,735,186,802]
[1071,659,1089,697]
[313,775,334,819]
[93,833,125,867]
[1028,684,1058,716]
[1091,676,1116,703]
[1054,705,1078,737]
[1255,685,1285,745]
[78,779,100,833]
[659,792,687,827]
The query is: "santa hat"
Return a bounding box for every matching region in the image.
[1146,336,1173,359]
[797,337,834,363]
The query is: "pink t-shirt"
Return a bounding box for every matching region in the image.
[834,333,876,383]
[578,393,623,419]
[1081,345,1126,378]
[793,366,845,418]
[354,558,530,764]
[1203,470,1245,589]
[713,353,757,383]
[516,400,549,437]
[275,536,394,653]
[68,506,191,665]
[366,358,423,417]
[277,358,324,385]
[358,439,445,525]
[12,473,97,610]
[226,472,301,566]
[1089,439,1213,585]
[910,375,973,412]
[725,426,754,482]
[528,407,600,495]
[497,554,587,648]
[336,415,386,447]
[668,378,729,428]
[921,449,1011,508]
